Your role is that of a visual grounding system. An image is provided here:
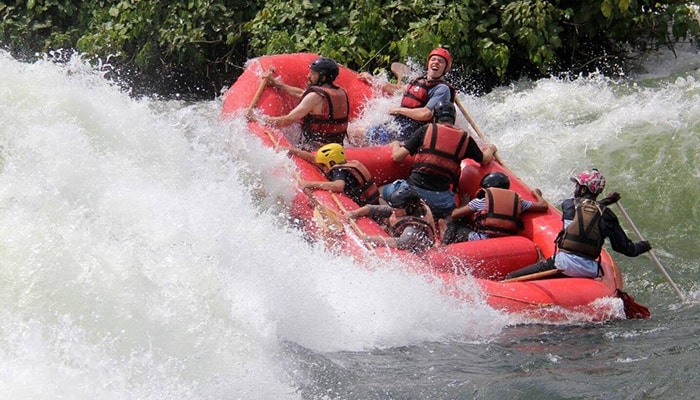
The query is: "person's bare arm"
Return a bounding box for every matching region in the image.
[362,235,397,248]
[390,141,410,162]
[380,83,404,96]
[299,179,345,193]
[450,204,475,220]
[265,93,321,127]
[526,189,549,213]
[346,205,371,219]
[479,144,498,166]
[389,106,432,122]
[283,147,315,163]
[358,72,404,96]
[269,77,304,98]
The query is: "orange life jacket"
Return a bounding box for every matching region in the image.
[412,123,470,184]
[302,85,349,144]
[473,188,523,237]
[329,160,380,206]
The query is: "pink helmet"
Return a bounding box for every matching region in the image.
[427,47,452,72]
[570,169,606,194]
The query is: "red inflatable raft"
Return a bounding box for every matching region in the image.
[222,53,647,322]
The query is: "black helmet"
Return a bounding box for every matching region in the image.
[480,172,510,189]
[309,57,339,83]
[433,101,456,124]
[387,185,422,208]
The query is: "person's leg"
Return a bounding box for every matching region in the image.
[505,257,556,279]
[441,220,474,244]
[412,186,455,219]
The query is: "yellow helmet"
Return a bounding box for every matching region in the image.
[315,143,346,168]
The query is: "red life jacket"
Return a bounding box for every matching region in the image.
[302,85,349,144]
[412,123,470,184]
[329,160,380,206]
[473,188,523,237]
[557,198,605,259]
[400,78,455,109]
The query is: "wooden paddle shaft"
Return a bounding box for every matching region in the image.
[264,130,282,150]
[500,268,560,283]
[331,194,363,235]
[454,98,504,164]
[331,193,378,251]
[247,67,274,114]
[616,202,685,301]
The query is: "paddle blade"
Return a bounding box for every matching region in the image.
[312,207,345,238]
[390,62,411,83]
[616,289,651,319]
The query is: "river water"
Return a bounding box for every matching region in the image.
[1,48,698,399]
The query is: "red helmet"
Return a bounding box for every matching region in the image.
[570,169,606,195]
[427,47,452,72]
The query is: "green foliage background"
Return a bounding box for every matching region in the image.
[1,0,698,97]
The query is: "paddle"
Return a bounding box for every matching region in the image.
[390,62,411,84]
[247,67,274,116]
[448,97,508,165]
[390,62,503,164]
[330,193,377,252]
[263,131,345,237]
[453,98,504,164]
[616,201,685,301]
[500,268,561,283]
[298,180,346,238]
[616,289,651,319]
[330,194,363,235]
[264,129,282,151]
[303,188,346,236]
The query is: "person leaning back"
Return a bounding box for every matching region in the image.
[349,48,455,146]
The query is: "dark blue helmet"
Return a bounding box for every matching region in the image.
[433,101,456,124]
[480,172,510,189]
[387,186,422,208]
[309,57,339,83]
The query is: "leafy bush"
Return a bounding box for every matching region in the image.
[247,0,700,87]
[0,0,84,57]
[1,0,698,97]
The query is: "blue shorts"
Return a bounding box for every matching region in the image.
[382,179,456,219]
[367,125,396,145]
